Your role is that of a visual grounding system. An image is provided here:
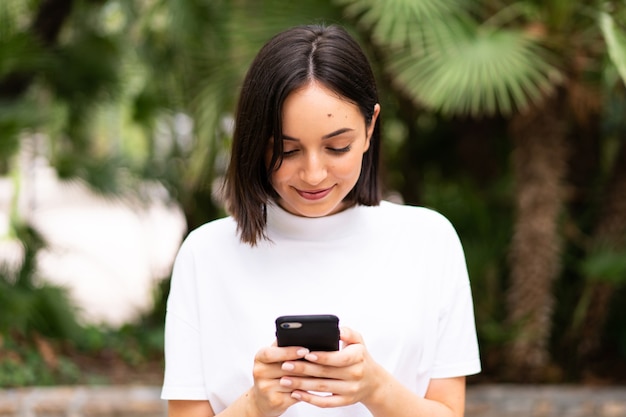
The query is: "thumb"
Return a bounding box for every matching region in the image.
[340,326,364,347]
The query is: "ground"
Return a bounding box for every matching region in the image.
[72,352,164,385]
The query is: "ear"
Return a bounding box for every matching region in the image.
[363,103,381,153]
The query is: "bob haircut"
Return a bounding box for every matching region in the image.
[224,24,382,245]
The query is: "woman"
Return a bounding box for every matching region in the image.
[162,24,481,417]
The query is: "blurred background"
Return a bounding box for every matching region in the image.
[1,0,625,387]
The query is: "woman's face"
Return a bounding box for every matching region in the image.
[268,82,380,218]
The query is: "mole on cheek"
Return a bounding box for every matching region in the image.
[327,113,333,118]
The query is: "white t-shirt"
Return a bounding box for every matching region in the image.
[161,201,481,416]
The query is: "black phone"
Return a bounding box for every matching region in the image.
[275,314,340,352]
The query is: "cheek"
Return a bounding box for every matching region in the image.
[270,163,292,186]
[334,154,365,178]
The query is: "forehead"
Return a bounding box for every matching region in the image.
[282,83,363,130]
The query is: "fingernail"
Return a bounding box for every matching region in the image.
[291,392,302,400]
[282,362,295,371]
[296,348,309,356]
[305,353,318,362]
[280,377,292,387]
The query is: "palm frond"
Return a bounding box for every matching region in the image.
[600,11,626,86]
[334,0,468,47]
[389,25,561,117]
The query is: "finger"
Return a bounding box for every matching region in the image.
[302,347,363,368]
[340,326,364,346]
[282,359,338,379]
[291,388,351,408]
[282,357,359,382]
[255,346,310,364]
[294,391,347,408]
[282,376,346,396]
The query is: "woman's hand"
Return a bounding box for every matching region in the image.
[274,328,465,417]
[276,327,385,409]
[170,332,465,417]
[248,344,310,417]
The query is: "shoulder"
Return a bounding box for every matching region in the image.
[357,201,463,251]
[365,201,457,234]
[178,215,239,254]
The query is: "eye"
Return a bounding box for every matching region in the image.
[282,149,299,157]
[328,145,351,154]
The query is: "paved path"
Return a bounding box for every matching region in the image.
[466,385,626,417]
[0,385,625,416]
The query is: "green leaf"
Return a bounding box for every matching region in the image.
[600,11,626,86]
[335,0,468,47]
[389,25,561,117]
[0,32,46,77]
[581,246,626,285]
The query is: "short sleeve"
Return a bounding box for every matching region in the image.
[161,236,208,400]
[431,224,481,379]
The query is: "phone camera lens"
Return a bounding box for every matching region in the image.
[279,321,302,329]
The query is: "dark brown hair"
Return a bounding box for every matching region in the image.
[224,24,381,245]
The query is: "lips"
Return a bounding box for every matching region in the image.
[296,186,333,200]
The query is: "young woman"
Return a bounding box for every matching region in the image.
[162,24,481,417]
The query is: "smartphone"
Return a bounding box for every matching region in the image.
[275,314,340,352]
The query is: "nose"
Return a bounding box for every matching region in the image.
[300,152,327,186]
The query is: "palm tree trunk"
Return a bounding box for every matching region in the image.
[592,138,626,241]
[506,92,568,380]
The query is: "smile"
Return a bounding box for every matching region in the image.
[296,187,334,200]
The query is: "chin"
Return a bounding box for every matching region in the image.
[295,208,333,218]
[299,202,347,218]
[279,201,340,218]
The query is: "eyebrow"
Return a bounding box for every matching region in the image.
[281,127,355,141]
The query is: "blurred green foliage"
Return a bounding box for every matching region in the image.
[0,335,82,387]
[582,247,626,285]
[1,0,626,385]
[0,219,164,388]
[0,222,81,339]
